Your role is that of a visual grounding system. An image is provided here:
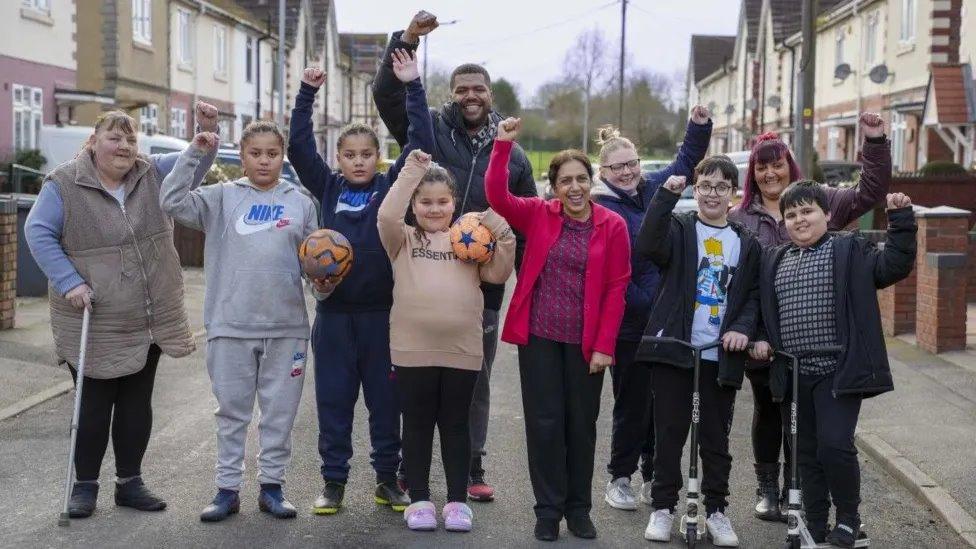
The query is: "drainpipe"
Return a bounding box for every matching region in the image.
[853,0,863,159]
[785,42,797,136]
[255,17,272,120]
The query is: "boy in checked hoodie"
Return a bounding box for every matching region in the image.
[160,123,318,522]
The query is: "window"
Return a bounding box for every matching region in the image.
[865,14,878,65]
[891,112,907,170]
[140,103,159,135]
[827,127,841,160]
[214,25,227,77]
[835,28,846,67]
[177,9,192,66]
[900,0,916,42]
[170,107,187,139]
[12,84,43,151]
[245,36,254,83]
[132,0,152,45]
[218,119,231,142]
[22,0,51,12]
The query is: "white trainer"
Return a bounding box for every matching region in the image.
[705,511,740,547]
[639,481,653,505]
[604,477,637,510]
[644,508,674,542]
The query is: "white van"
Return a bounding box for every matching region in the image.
[37,125,191,171]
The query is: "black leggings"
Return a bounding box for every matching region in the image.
[747,368,791,476]
[69,345,162,482]
[395,366,478,503]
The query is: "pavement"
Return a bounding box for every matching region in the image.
[0,268,972,547]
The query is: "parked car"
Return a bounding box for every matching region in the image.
[214,147,315,204]
[640,159,670,173]
[38,124,192,171]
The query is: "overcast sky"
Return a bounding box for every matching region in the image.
[333,0,741,104]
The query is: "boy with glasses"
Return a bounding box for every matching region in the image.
[635,155,761,547]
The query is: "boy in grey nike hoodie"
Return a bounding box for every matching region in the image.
[160,125,318,521]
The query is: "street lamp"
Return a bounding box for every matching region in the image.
[423,19,459,86]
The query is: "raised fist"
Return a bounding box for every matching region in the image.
[403,10,439,43]
[192,132,219,152]
[302,67,326,88]
[690,105,711,125]
[407,149,432,167]
[496,117,521,142]
[195,101,219,132]
[663,175,687,195]
[860,112,885,139]
[886,192,912,210]
[392,49,420,83]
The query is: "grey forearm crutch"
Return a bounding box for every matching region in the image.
[58,306,91,527]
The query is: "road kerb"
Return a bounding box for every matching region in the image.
[856,430,976,548]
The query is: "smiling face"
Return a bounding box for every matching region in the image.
[241,132,284,189]
[600,145,641,191]
[783,200,831,248]
[753,154,793,201]
[336,133,379,185]
[89,127,138,180]
[451,73,493,129]
[553,159,593,220]
[694,169,734,224]
[412,180,456,233]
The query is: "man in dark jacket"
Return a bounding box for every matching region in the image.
[372,10,538,503]
[752,182,916,547]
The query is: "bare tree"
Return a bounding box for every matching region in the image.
[563,27,610,154]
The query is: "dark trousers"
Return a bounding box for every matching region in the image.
[469,308,499,479]
[747,368,792,483]
[518,335,604,520]
[396,366,478,503]
[312,310,400,483]
[607,338,654,481]
[650,361,736,513]
[69,345,161,482]
[796,373,862,528]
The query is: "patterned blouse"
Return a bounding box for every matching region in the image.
[528,216,594,344]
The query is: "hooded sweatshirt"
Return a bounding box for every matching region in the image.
[160,144,319,340]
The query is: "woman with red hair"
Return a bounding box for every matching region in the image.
[729,112,892,522]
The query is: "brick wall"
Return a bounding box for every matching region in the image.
[915,207,970,353]
[0,198,16,330]
[872,174,976,228]
[969,232,976,302]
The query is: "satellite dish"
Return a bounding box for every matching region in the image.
[746,98,758,110]
[834,63,852,81]
[724,104,735,115]
[767,95,782,108]
[869,64,890,84]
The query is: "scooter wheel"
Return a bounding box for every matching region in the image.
[687,526,697,548]
[787,538,800,549]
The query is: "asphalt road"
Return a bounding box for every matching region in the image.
[0,339,966,548]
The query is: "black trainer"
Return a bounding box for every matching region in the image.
[68,482,98,518]
[374,481,409,512]
[534,518,559,541]
[115,478,166,511]
[566,514,597,539]
[826,522,865,548]
[258,483,297,519]
[753,462,782,521]
[200,489,240,522]
[313,481,345,515]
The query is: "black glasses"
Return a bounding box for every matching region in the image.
[694,183,733,197]
[603,159,640,175]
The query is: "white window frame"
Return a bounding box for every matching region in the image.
[218,119,231,142]
[12,84,44,151]
[245,36,254,84]
[140,103,159,135]
[900,0,916,43]
[22,0,51,12]
[132,0,152,45]
[213,24,227,78]
[891,112,907,170]
[170,107,187,139]
[865,13,878,66]
[177,8,192,66]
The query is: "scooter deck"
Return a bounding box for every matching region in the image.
[802,541,870,548]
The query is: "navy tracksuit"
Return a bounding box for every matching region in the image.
[288,78,434,483]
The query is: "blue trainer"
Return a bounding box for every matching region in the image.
[258,484,297,519]
[200,489,240,522]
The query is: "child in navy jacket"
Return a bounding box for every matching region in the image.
[288,49,435,515]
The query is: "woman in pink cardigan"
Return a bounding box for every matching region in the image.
[485,118,631,542]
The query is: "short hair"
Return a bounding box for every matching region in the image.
[547,149,593,186]
[240,120,285,149]
[450,63,491,89]
[694,155,739,188]
[596,125,636,164]
[779,180,829,216]
[336,122,380,151]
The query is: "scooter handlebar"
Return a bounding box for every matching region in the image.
[640,336,723,353]
[773,346,844,361]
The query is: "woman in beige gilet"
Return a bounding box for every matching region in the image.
[24,104,217,519]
